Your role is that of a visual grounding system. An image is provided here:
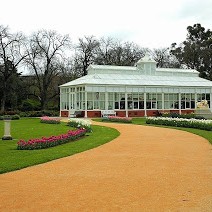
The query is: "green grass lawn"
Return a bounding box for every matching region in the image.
[93,117,212,144]
[131,117,212,144]
[1,117,211,174]
[0,118,120,174]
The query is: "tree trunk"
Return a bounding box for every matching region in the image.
[0,92,6,113]
[40,91,48,110]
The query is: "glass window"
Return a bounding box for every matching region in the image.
[100,102,105,110]
[115,93,119,101]
[157,94,162,101]
[180,93,197,109]
[128,101,133,109]
[87,101,93,110]
[99,93,105,101]
[108,101,113,109]
[139,93,144,100]
[134,102,139,109]
[157,101,162,109]
[115,102,119,109]
[164,101,169,109]
[173,94,178,100]
[146,93,151,101]
[108,93,114,101]
[191,94,195,100]
[139,101,144,109]
[95,92,100,100]
[197,93,210,108]
[206,94,210,100]
[169,94,173,101]
[94,101,99,109]
[87,93,93,100]
[133,93,138,100]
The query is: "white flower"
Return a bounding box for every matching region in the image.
[68,118,91,128]
[147,117,212,124]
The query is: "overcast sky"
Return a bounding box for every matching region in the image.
[1,0,212,49]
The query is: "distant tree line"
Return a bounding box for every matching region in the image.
[0,23,211,112]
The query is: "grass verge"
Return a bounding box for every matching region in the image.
[0,118,120,174]
[92,117,212,144]
[132,117,212,144]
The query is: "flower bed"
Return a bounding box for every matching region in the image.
[17,128,87,150]
[40,116,61,124]
[67,118,92,132]
[102,116,132,123]
[146,117,212,131]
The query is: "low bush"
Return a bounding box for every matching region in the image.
[0,114,20,120]
[0,111,19,116]
[146,117,212,131]
[102,116,132,123]
[40,116,61,124]
[19,110,59,117]
[17,128,87,150]
[12,114,20,120]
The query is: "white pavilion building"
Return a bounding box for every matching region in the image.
[59,55,212,118]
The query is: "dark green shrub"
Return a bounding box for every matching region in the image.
[19,110,59,117]
[195,116,206,120]
[19,112,28,117]
[21,99,41,111]
[12,114,20,120]
[0,114,20,120]
[0,111,19,116]
[41,110,59,117]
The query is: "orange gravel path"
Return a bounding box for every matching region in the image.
[0,121,212,211]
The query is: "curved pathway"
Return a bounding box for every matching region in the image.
[0,121,212,211]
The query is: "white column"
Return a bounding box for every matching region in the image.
[85,91,87,118]
[125,93,128,117]
[59,89,62,117]
[68,89,71,117]
[74,87,77,110]
[210,92,212,112]
[179,93,181,115]
[105,92,108,110]
[144,92,147,117]
[162,93,164,112]
[195,93,198,109]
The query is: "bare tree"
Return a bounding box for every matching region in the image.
[74,36,99,76]
[94,37,115,65]
[0,25,27,112]
[95,38,146,66]
[150,47,181,68]
[25,30,71,110]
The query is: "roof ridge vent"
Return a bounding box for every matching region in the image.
[93,74,101,79]
[136,54,156,65]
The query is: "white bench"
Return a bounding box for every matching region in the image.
[101,110,116,117]
[69,111,83,118]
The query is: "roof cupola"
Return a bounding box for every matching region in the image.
[136,54,156,75]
